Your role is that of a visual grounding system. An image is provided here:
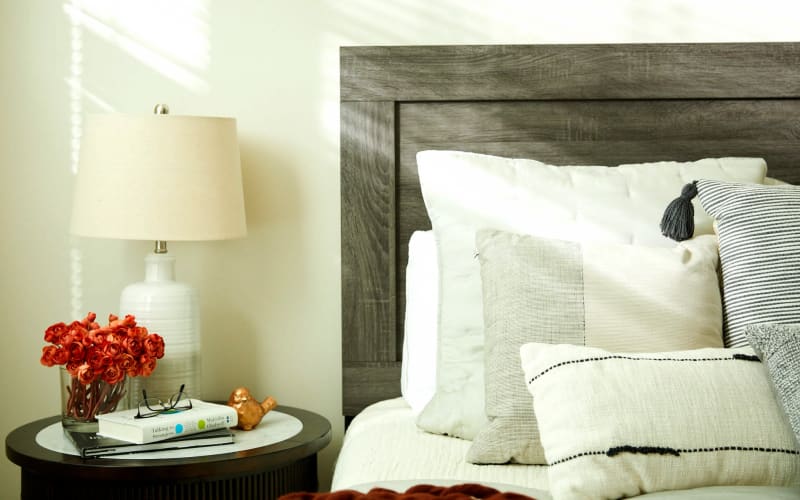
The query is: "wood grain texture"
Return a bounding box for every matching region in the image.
[400,100,800,142]
[340,101,397,364]
[342,362,401,417]
[342,43,800,101]
[340,43,800,418]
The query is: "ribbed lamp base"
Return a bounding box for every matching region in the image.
[121,252,201,402]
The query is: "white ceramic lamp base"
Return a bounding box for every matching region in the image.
[121,253,201,403]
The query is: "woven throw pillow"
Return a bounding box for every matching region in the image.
[467,230,723,465]
[520,343,800,499]
[416,150,767,440]
[745,323,800,446]
[662,180,800,347]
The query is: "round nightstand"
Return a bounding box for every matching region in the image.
[5,406,331,500]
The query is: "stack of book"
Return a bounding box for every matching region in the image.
[67,399,239,458]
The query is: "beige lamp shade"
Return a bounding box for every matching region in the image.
[71,113,247,241]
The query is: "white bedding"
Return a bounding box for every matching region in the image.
[332,398,549,493]
[332,398,800,500]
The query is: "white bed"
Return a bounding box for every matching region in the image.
[333,399,800,500]
[332,398,548,492]
[338,43,800,500]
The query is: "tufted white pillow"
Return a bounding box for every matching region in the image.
[415,150,768,440]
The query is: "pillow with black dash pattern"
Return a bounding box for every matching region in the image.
[520,343,800,500]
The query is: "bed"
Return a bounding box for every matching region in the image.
[335,43,800,500]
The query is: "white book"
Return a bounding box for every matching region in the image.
[97,399,238,444]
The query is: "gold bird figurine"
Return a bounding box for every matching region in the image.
[227,387,277,431]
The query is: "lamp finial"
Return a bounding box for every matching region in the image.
[153,103,169,115]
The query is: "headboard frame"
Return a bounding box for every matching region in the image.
[340,42,800,420]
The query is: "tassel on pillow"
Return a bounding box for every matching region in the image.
[660,181,698,241]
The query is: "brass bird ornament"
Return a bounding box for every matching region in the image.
[226,387,277,431]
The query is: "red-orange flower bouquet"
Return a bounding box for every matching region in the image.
[41,312,165,426]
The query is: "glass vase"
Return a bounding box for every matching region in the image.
[60,367,130,433]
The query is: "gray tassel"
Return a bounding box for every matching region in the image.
[660,181,698,241]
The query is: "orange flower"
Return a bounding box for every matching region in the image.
[46,312,162,423]
[44,322,68,344]
[137,355,158,377]
[41,312,164,384]
[117,353,137,377]
[52,347,70,365]
[144,334,165,359]
[123,336,144,357]
[67,341,85,363]
[76,363,95,385]
[40,345,58,367]
[102,364,125,385]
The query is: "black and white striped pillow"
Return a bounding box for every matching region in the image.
[694,180,800,346]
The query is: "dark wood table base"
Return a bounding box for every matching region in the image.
[20,454,317,500]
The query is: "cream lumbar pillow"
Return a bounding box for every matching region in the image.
[415,150,767,440]
[467,230,723,465]
[520,342,800,499]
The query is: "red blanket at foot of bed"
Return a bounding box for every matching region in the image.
[279,483,539,500]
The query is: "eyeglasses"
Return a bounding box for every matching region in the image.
[135,384,193,419]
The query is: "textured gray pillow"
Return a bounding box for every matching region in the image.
[745,323,800,446]
[467,231,584,464]
[467,229,724,465]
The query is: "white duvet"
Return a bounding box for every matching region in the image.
[332,398,549,494]
[332,398,800,500]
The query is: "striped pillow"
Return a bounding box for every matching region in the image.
[695,180,800,346]
[520,343,800,499]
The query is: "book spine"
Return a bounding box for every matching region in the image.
[145,411,236,442]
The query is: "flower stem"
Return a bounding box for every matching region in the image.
[63,374,127,422]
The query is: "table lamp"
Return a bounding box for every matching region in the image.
[70,104,247,401]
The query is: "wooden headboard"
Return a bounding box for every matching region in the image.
[340,42,800,420]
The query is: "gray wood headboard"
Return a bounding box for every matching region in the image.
[340,42,800,420]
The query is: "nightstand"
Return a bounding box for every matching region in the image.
[5,405,331,500]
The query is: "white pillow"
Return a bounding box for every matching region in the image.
[400,230,438,414]
[520,342,800,499]
[416,150,768,439]
[467,231,723,465]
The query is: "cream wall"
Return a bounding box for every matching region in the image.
[1,0,798,497]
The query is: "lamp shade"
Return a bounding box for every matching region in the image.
[70,113,246,241]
